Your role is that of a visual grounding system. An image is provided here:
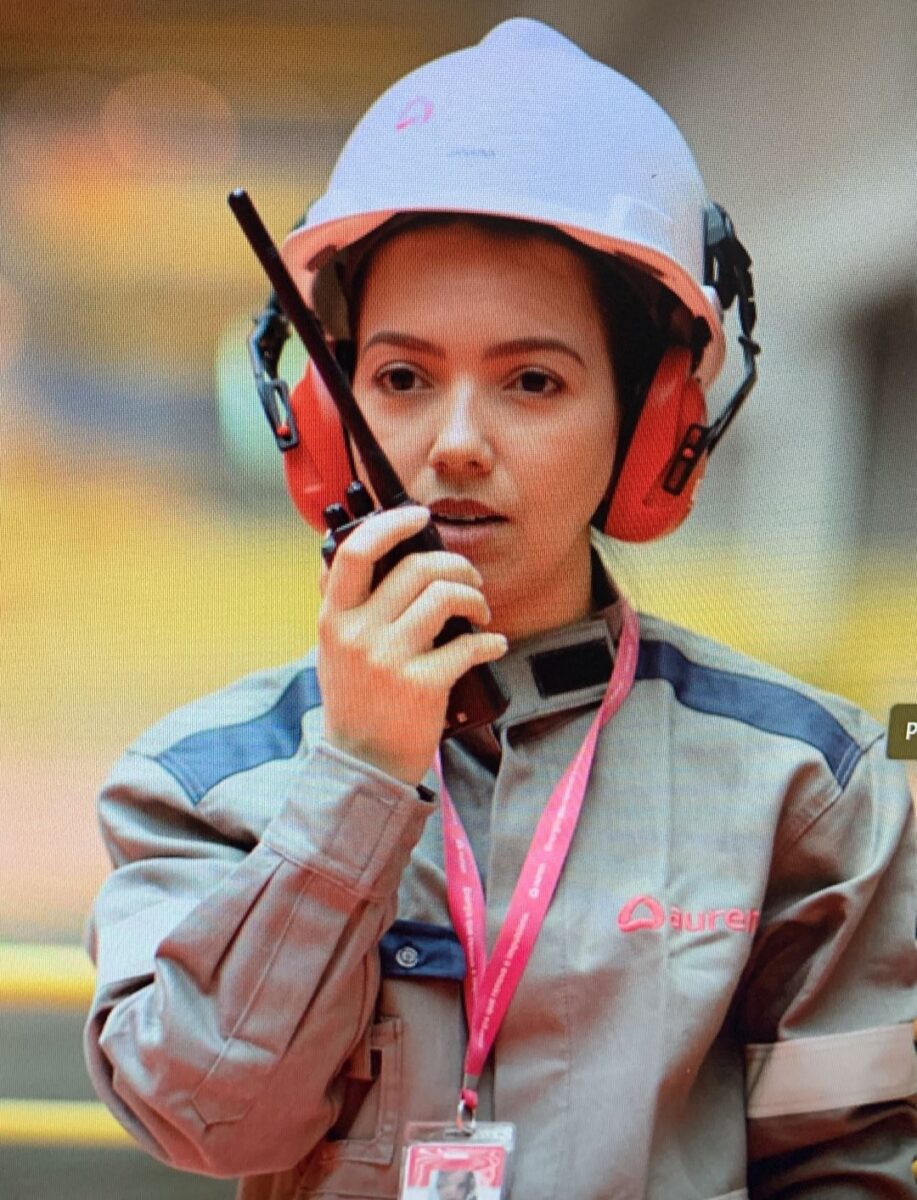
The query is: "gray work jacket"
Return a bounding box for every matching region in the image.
[84,572,917,1199]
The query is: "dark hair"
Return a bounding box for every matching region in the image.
[340,211,673,513]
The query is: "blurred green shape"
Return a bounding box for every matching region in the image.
[215,313,307,482]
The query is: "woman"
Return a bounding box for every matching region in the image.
[84,18,916,1199]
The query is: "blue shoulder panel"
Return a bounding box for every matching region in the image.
[156,667,321,804]
[636,639,863,789]
[380,919,465,980]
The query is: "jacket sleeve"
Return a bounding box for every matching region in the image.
[83,737,434,1178]
[739,733,917,1198]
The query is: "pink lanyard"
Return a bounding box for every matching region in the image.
[434,602,640,1124]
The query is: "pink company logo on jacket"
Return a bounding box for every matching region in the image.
[617,894,760,935]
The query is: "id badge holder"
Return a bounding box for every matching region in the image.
[398,1119,515,1199]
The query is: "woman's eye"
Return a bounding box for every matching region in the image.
[376,366,423,392]
[512,369,560,395]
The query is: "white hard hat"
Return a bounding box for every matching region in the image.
[281,17,727,389]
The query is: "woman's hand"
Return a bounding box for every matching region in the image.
[317,505,508,786]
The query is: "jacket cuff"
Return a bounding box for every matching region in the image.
[263,739,435,899]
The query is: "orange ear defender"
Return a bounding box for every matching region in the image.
[283,357,354,531]
[606,347,708,542]
[245,286,356,532]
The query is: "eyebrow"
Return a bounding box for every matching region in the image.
[360,330,586,367]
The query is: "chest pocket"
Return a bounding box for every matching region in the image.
[295,921,465,1199]
[295,1014,402,1197]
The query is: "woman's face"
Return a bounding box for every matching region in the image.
[436,1170,473,1199]
[351,222,619,642]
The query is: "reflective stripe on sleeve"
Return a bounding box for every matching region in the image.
[745,1022,917,1119]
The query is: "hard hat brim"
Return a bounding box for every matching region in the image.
[281,203,726,390]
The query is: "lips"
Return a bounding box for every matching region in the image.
[428,499,506,525]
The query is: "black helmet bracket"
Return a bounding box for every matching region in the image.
[661,203,761,496]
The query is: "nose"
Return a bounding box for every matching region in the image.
[427,376,495,476]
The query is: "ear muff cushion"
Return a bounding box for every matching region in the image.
[606,347,708,542]
[283,360,353,530]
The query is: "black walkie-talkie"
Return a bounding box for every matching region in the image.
[227,189,509,739]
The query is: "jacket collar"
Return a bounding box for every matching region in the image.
[448,539,626,765]
[489,583,624,735]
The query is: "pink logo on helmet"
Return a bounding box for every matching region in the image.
[617,894,759,935]
[396,95,434,130]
